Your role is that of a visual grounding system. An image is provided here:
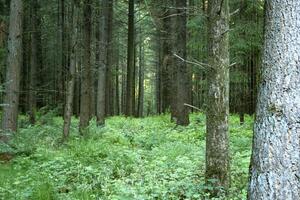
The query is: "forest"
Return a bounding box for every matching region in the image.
[0,0,299,199]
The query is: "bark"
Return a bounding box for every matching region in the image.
[1,0,24,134]
[79,0,92,134]
[205,0,230,195]
[170,0,190,126]
[125,0,135,116]
[137,36,144,118]
[28,0,39,125]
[105,1,114,116]
[161,10,172,114]
[114,36,120,115]
[248,1,300,199]
[96,0,109,126]
[63,3,78,139]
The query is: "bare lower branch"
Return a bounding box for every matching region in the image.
[173,53,211,70]
[184,103,202,112]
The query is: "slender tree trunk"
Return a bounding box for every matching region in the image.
[248,1,300,199]
[28,0,39,125]
[161,9,171,114]
[205,0,230,195]
[1,0,24,135]
[125,0,135,116]
[96,0,109,126]
[105,1,114,116]
[170,0,190,126]
[63,3,78,139]
[79,0,92,134]
[137,37,144,118]
[114,36,120,115]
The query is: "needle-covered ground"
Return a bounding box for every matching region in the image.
[0,113,253,200]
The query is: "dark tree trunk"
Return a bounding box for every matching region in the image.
[137,36,144,118]
[28,0,40,125]
[248,1,300,199]
[105,1,114,116]
[161,10,171,114]
[170,0,190,126]
[125,0,135,116]
[1,0,24,135]
[79,0,92,134]
[205,0,230,195]
[96,0,110,126]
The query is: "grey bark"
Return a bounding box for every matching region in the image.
[205,0,230,194]
[248,1,300,199]
[1,0,24,134]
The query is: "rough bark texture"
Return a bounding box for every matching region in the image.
[1,0,24,133]
[96,0,109,126]
[79,0,92,134]
[125,0,135,116]
[205,0,230,194]
[63,3,78,139]
[248,1,300,199]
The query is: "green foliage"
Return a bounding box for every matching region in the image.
[0,114,253,199]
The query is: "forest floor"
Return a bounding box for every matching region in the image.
[0,113,253,200]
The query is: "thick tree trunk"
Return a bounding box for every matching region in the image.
[125,0,135,116]
[248,1,300,199]
[96,0,109,126]
[63,3,78,139]
[205,0,230,195]
[79,0,92,134]
[1,0,24,134]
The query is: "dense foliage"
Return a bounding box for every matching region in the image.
[0,114,252,199]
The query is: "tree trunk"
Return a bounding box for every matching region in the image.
[248,1,300,199]
[137,36,144,118]
[28,0,39,125]
[125,0,135,116]
[170,0,190,126]
[63,3,78,139]
[105,1,114,116]
[205,0,230,195]
[161,9,171,114]
[79,0,92,134]
[96,0,109,126]
[1,0,24,134]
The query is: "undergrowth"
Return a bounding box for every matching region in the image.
[0,113,253,200]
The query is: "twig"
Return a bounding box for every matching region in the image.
[184,103,202,112]
[230,9,240,17]
[173,53,212,70]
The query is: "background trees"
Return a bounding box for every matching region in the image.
[0,0,264,127]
